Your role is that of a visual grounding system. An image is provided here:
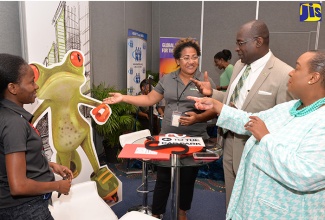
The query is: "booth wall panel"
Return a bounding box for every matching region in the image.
[201,1,256,85]
[90,1,152,89]
[157,1,202,39]
[258,1,319,68]
[151,2,161,76]
[90,2,125,87]
[125,1,153,78]
[269,32,312,66]
[151,1,202,76]
[319,21,325,50]
[259,1,317,32]
[80,2,325,89]
[0,1,22,56]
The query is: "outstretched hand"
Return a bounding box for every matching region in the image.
[190,71,212,96]
[187,96,214,110]
[187,96,224,115]
[103,92,123,104]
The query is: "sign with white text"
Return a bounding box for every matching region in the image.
[158,136,205,147]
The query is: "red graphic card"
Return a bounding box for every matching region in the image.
[118,144,170,160]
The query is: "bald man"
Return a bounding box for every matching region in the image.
[191,20,294,208]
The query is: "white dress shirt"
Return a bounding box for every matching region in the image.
[226,50,272,109]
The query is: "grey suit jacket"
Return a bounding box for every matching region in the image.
[213,53,294,171]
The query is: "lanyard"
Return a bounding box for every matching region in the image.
[176,79,192,111]
[28,122,40,136]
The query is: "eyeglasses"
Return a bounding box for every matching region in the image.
[179,56,200,62]
[236,37,258,47]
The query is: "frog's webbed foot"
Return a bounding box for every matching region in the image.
[90,167,119,202]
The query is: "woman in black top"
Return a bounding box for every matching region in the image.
[0,53,73,220]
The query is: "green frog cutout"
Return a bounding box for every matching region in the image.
[30,50,119,203]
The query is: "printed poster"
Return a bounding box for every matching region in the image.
[159,37,181,78]
[127,29,147,95]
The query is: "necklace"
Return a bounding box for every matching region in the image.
[289,97,325,117]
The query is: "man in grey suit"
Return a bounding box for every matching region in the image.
[191,20,294,208]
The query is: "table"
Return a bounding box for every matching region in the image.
[132,135,221,220]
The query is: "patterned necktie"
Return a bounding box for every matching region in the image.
[222,65,251,135]
[229,65,251,105]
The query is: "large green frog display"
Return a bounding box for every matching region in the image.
[30,50,120,203]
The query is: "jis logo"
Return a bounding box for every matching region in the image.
[300,3,322,22]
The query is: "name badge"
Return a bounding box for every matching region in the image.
[171,111,182,127]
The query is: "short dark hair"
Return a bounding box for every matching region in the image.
[173,37,201,59]
[214,49,232,61]
[140,79,148,89]
[309,50,325,87]
[0,53,27,97]
[250,20,270,45]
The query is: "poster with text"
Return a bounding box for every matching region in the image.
[159,37,181,78]
[127,29,147,95]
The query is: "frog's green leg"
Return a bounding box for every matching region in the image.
[81,134,119,202]
[80,134,100,172]
[56,150,81,178]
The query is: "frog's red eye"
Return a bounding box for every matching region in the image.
[30,64,39,82]
[70,51,83,67]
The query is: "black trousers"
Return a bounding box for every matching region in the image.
[0,196,53,220]
[152,166,199,215]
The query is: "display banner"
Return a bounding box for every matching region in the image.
[127,29,147,95]
[159,37,181,77]
[23,1,122,206]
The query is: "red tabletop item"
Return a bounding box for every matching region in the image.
[144,135,203,155]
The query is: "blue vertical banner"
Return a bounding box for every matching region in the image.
[127,29,147,95]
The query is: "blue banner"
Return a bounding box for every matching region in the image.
[127,29,147,95]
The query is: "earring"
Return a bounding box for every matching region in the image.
[308,81,311,85]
